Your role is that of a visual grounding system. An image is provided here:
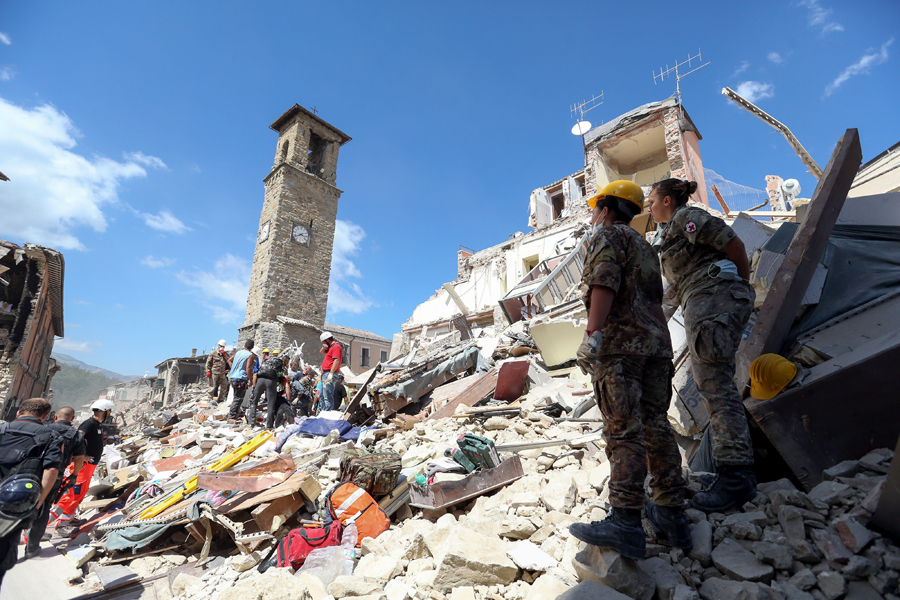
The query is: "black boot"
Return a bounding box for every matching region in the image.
[569,507,645,560]
[690,465,757,513]
[646,502,693,550]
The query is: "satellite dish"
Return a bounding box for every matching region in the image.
[571,121,592,136]
[781,179,801,200]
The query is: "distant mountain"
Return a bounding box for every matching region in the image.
[50,364,123,411]
[51,353,139,382]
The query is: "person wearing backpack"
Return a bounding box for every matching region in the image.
[51,399,113,531]
[247,351,284,428]
[24,406,85,559]
[0,398,64,587]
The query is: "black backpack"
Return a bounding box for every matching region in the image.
[258,357,283,380]
[0,422,53,481]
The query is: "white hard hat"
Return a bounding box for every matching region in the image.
[218,339,227,347]
[91,399,115,412]
[252,346,262,357]
[320,332,333,342]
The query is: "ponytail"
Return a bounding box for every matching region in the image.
[651,178,698,206]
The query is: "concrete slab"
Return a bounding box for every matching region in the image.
[0,540,83,600]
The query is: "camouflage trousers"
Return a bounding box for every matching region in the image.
[684,281,755,466]
[593,355,686,510]
[208,373,228,403]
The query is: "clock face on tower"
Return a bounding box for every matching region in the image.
[291,223,310,246]
[259,220,270,242]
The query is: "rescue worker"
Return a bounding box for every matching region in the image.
[24,406,85,559]
[227,339,256,424]
[0,398,63,587]
[206,339,233,405]
[247,349,283,428]
[51,399,114,530]
[647,178,757,513]
[568,181,689,559]
[319,332,343,412]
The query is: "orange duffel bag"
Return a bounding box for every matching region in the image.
[324,482,390,546]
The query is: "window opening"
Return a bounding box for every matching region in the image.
[360,346,371,368]
[380,350,388,363]
[307,132,327,178]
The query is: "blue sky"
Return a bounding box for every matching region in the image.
[0,1,897,377]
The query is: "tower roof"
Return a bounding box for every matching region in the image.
[269,104,352,145]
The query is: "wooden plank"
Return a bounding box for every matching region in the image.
[745,338,900,490]
[735,129,862,390]
[341,364,380,419]
[426,367,499,421]
[197,454,295,492]
[251,493,304,532]
[217,471,320,515]
[711,184,731,216]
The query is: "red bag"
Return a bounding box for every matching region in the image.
[275,521,343,569]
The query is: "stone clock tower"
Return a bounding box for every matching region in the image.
[239,104,351,354]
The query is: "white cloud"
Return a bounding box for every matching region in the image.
[731,61,749,77]
[799,0,843,35]
[54,338,99,354]
[139,209,191,234]
[141,255,175,268]
[0,33,10,45]
[768,52,784,64]
[124,151,167,170]
[735,81,775,103]
[176,254,251,323]
[328,219,374,315]
[0,96,159,250]
[0,66,13,81]
[824,38,893,97]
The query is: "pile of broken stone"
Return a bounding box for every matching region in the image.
[161,405,897,600]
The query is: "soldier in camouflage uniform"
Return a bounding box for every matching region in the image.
[206,340,233,404]
[648,178,757,513]
[568,181,691,559]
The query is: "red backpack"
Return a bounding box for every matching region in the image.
[275,521,343,569]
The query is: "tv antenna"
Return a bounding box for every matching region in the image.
[570,91,603,150]
[653,50,710,104]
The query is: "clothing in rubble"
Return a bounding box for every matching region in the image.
[579,223,685,511]
[658,204,755,467]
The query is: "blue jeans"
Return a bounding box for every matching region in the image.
[321,372,335,412]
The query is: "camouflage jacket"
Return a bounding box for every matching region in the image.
[206,349,230,375]
[581,223,673,358]
[658,204,737,307]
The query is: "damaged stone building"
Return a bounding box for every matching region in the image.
[394,97,706,356]
[0,239,65,419]
[238,105,351,358]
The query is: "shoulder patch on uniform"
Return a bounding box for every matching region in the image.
[685,221,697,233]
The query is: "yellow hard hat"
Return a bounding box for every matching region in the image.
[750,354,798,400]
[272,349,280,355]
[262,348,270,354]
[587,180,644,214]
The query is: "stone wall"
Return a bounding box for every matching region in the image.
[242,108,348,353]
[663,106,687,180]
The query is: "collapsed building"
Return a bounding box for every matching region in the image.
[13,102,900,600]
[0,239,64,420]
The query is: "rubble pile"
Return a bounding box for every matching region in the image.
[166,446,899,600]
[41,352,900,600]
